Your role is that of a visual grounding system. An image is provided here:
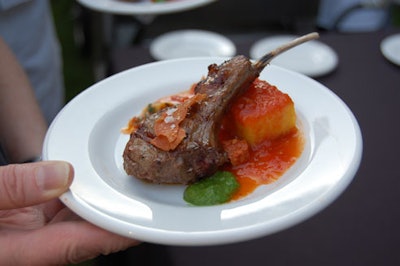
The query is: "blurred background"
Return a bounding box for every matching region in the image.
[48,1,400,266]
[52,0,320,101]
[52,0,399,102]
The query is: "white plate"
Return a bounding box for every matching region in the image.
[250,35,339,77]
[150,30,236,60]
[76,0,216,15]
[43,57,362,246]
[381,33,400,66]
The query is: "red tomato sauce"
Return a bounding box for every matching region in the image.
[223,129,304,200]
[219,79,304,200]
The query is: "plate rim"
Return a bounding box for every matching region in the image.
[43,57,362,246]
[76,0,217,15]
[380,33,400,66]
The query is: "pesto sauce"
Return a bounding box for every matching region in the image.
[183,171,239,206]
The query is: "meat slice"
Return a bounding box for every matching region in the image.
[123,55,260,184]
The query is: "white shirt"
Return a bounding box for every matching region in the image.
[0,0,64,123]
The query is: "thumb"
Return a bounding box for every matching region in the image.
[0,161,73,209]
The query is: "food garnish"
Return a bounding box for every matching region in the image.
[183,171,239,206]
[150,93,206,151]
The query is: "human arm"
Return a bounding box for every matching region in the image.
[0,37,140,264]
[0,37,47,163]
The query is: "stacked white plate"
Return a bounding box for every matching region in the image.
[150,29,236,60]
[250,35,339,77]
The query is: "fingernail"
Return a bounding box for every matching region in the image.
[35,162,72,192]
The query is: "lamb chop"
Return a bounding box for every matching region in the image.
[123,33,319,184]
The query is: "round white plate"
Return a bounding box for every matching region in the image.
[381,33,400,66]
[150,30,236,60]
[76,0,216,15]
[250,35,339,77]
[43,57,362,246]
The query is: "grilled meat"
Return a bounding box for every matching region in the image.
[123,55,260,184]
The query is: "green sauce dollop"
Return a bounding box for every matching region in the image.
[184,171,239,206]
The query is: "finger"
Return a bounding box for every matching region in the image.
[0,161,73,209]
[0,220,140,265]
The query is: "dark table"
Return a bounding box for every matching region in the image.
[102,29,400,266]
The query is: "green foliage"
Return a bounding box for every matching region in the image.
[51,0,94,103]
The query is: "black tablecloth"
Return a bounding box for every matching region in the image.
[104,29,400,266]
